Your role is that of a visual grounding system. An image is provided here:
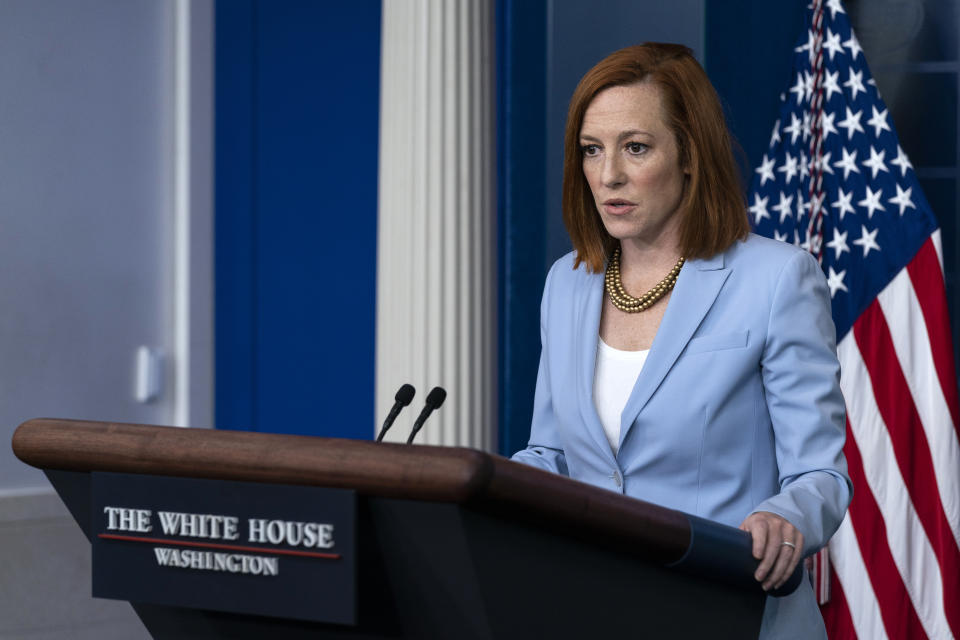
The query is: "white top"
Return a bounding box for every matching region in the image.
[593,337,649,454]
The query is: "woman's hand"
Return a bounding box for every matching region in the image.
[739,511,803,591]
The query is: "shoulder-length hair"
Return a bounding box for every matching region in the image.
[562,43,749,272]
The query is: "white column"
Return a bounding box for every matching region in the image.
[173,0,214,428]
[377,0,496,449]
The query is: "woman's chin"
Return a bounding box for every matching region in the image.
[600,223,644,243]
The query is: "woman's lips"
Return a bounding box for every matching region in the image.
[603,199,636,215]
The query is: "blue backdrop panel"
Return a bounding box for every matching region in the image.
[704,1,807,176]
[216,0,382,438]
[215,0,257,432]
[497,0,549,461]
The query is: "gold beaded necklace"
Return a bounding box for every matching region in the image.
[604,246,685,313]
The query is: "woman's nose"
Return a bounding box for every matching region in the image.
[602,154,626,187]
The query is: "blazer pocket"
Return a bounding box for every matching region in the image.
[686,330,749,355]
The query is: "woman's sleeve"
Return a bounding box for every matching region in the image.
[510,264,569,476]
[751,249,853,555]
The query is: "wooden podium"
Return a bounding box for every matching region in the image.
[13,418,779,639]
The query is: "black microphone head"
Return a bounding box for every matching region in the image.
[395,383,416,406]
[425,386,447,409]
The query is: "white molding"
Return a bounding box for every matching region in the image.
[377,0,497,449]
[173,0,214,429]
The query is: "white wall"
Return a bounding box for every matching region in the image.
[0,1,212,636]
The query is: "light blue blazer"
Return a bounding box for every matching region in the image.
[513,234,852,639]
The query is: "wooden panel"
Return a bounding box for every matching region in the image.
[12,418,690,564]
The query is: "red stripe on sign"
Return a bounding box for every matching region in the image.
[821,566,858,640]
[98,533,341,559]
[853,302,960,637]
[843,419,927,639]
[905,237,960,432]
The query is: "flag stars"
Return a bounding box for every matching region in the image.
[821,111,838,140]
[795,190,808,221]
[834,147,860,180]
[826,228,850,260]
[755,154,776,186]
[809,233,823,256]
[866,106,891,138]
[862,146,889,179]
[832,187,855,221]
[890,145,913,176]
[823,70,842,102]
[858,186,886,219]
[844,68,867,101]
[749,193,771,225]
[826,266,848,298]
[826,0,846,19]
[783,112,802,145]
[778,152,800,184]
[844,32,863,60]
[838,107,865,139]
[817,151,835,175]
[747,6,935,323]
[889,184,916,215]
[823,28,844,61]
[795,28,817,64]
[803,71,815,103]
[769,119,781,148]
[853,224,881,257]
[773,191,794,223]
[790,72,806,104]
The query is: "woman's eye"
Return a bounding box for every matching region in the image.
[580,144,602,158]
[626,142,647,154]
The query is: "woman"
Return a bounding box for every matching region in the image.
[512,43,851,638]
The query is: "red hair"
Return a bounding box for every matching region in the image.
[563,43,749,272]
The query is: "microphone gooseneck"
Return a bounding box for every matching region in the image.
[376,384,416,442]
[406,387,447,444]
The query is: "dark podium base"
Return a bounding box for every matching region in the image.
[49,469,763,639]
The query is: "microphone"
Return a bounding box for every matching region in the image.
[406,387,447,444]
[376,384,416,442]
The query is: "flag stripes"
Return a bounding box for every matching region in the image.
[853,301,960,636]
[906,237,960,432]
[830,513,889,640]
[812,548,831,603]
[841,418,929,639]
[838,328,954,639]
[880,253,960,552]
[820,571,861,640]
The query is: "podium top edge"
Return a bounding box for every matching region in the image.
[13,417,692,564]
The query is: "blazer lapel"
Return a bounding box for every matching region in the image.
[618,252,730,448]
[576,270,618,462]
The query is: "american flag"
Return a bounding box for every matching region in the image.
[749,1,960,638]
